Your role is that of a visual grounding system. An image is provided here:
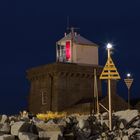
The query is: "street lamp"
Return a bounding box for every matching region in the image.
[107,43,112,49]
[100,43,120,131]
[107,43,112,57]
[124,73,133,109]
[127,73,131,78]
[106,43,112,131]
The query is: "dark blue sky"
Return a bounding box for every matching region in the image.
[0,0,140,114]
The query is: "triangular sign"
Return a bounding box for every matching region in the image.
[124,79,133,90]
[100,57,121,80]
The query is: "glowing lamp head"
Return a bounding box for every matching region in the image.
[127,73,131,78]
[107,43,112,49]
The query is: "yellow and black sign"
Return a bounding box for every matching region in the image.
[100,57,121,80]
[124,79,133,89]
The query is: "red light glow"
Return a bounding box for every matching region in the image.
[66,41,71,61]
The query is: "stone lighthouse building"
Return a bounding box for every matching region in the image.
[27,28,103,114]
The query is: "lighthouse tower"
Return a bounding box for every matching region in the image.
[56,27,98,65]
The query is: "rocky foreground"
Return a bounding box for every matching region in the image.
[0,110,140,140]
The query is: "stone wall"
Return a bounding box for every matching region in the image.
[27,63,103,114]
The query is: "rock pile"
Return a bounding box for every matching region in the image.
[0,110,140,140]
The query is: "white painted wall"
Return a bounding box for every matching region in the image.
[73,44,98,65]
[56,40,99,65]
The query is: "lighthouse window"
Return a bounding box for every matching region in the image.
[58,45,66,62]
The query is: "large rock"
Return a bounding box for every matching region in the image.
[18,132,38,140]
[39,131,62,140]
[57,119,67,127]
[11,121,30,136]
[9,116,18,122]
[0,134,15,140]
[0,123,10,134]
[122,135,129,140]
[119,122,124,130]
[39,131,48,139]
[82,128,91,138]
[126,115,140,128]
[46,120,56,125]
[65,117,71,124]
[36,122,63,132]
[32,117,42,123]
[114,110,139,123]
[0,115,8,124]
[38,122,63,139]
[77,119,89,129]
[76,115,89,121]
[126,128,135,136]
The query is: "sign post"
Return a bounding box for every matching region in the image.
[94,69,99,114]
[100,43,120,131]
[124,73,133,109]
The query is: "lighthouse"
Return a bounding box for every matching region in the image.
[27,29,103,114]
[26,28,129,114]
[56,27,98,65]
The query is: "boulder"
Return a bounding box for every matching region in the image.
[32,117,44,125]
[126,115,140,128]
[57,119,67,127]
[0,134,15,140]
[46,120,56,125]
[10,121,15,126]
[38,122,63,139]
[9,116,18,122]
[129,128,140,139]
[119,122,124,130]
[11,121,30,136]
[114,110,139,123]
[36,122,63,132]
[28,123,38,135]
[82,128,91,138]
[39,131,49,139]
[0,115,8,124]
[115,138,121,140]
[20,117,30,122]
[127,128,135,136]
[39,131,62,140]
[0,123,10,134]
[18,132,38,140]
[64,132,75,140]
[65,117,71,124]
[122,135,129,140]
[77,119,89,129]
[76,115,89,121]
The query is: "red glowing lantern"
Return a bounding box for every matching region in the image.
[66,41,71,61]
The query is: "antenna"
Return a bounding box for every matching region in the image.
[66,16,80,32]
[67,16,70,30]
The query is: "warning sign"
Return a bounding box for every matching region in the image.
[100,57,120,80]
[124,79,133,89]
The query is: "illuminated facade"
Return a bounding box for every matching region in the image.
[27,29,127,114]
[56,29,98,65]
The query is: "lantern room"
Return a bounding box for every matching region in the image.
[56,28,99,65]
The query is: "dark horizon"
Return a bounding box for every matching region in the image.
[0,0,140,114]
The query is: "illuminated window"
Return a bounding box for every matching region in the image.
[57,45,66,62]
[41,91,47,105]
[66,41,71,61]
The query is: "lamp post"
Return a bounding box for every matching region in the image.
[100,43,120,131]
[124,73,133,109]
[106,43,112,131]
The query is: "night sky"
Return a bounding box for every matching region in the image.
[0,0,140,114]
